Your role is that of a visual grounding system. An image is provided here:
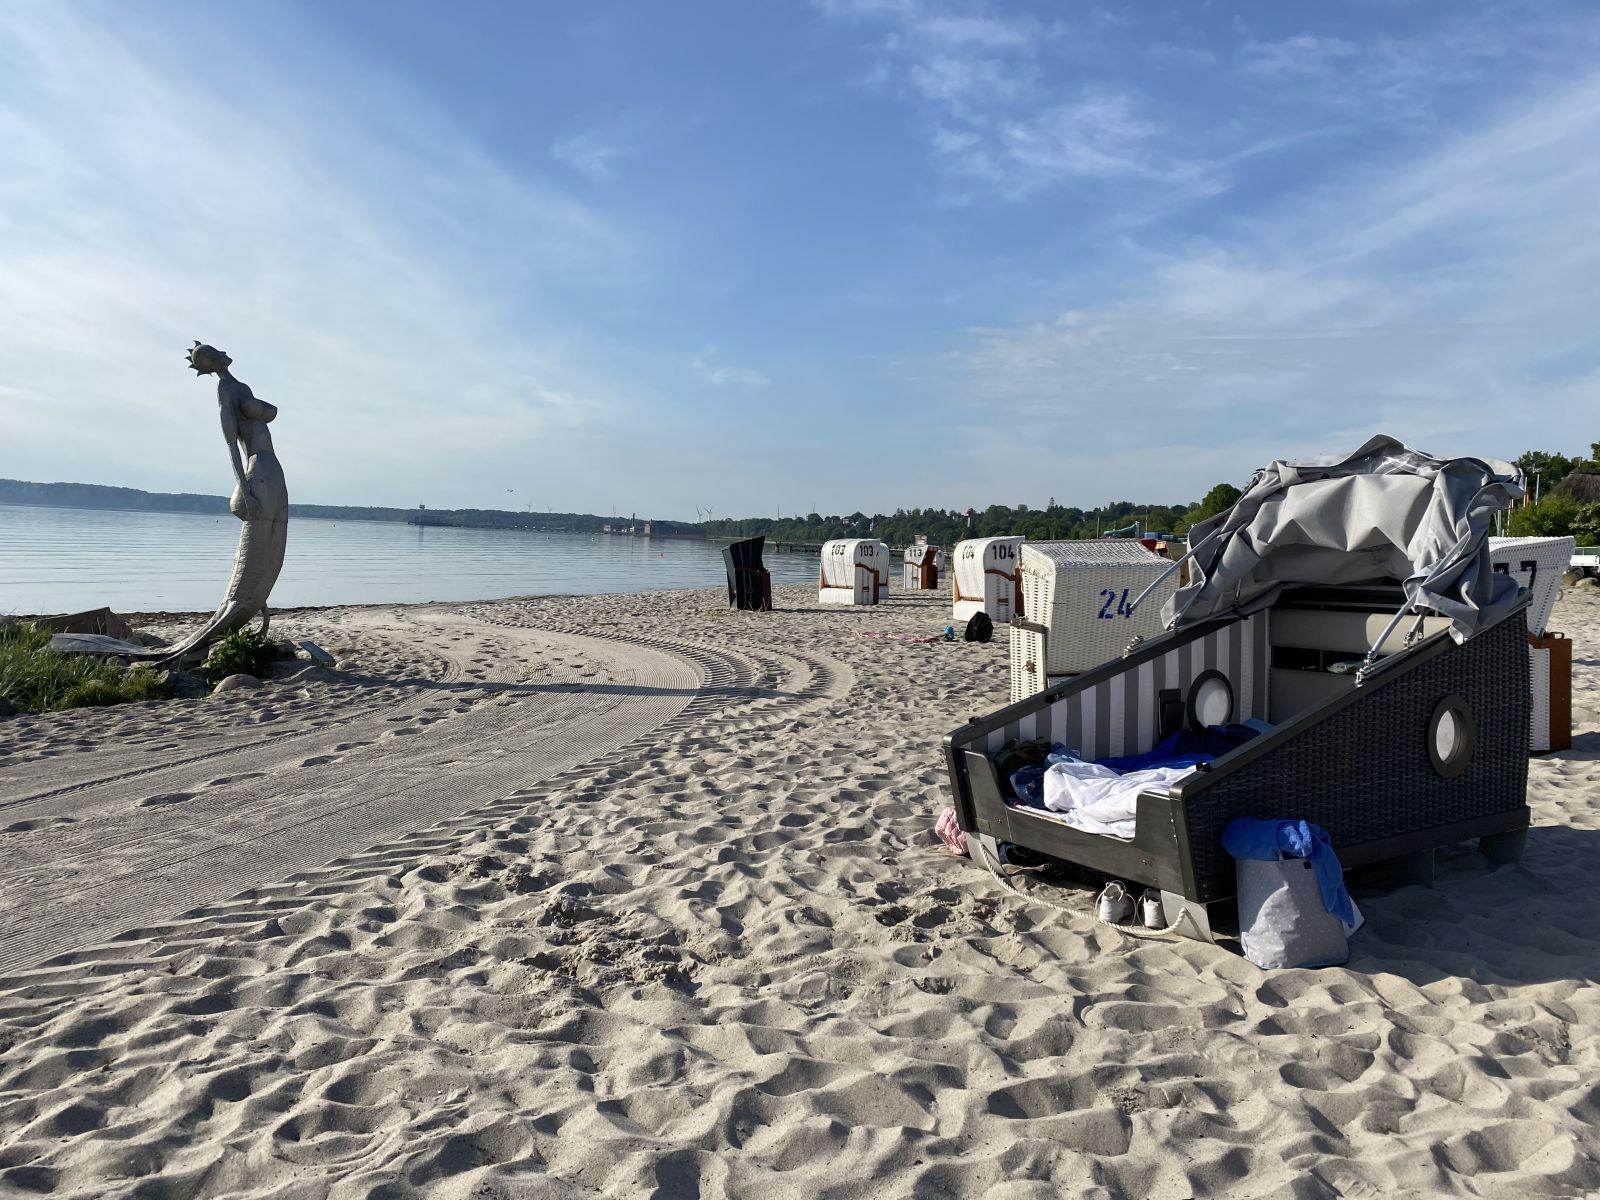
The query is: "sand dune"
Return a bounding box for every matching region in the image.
[0,583,1596,1198]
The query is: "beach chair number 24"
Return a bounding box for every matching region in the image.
[1097,588,1135,620]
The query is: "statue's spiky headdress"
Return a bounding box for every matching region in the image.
[186,341,228,374]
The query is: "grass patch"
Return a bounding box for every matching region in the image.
[202,626,288,682]
[0,623,170,713]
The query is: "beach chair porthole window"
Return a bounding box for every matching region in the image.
[1427,695,1476,779]
[1187,670,1234,730]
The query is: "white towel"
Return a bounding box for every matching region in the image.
[1041,760,1198,840]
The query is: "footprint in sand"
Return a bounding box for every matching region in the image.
[2,815,78,833]
[204,772,264,788]
[137,792,196,808]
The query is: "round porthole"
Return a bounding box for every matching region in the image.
[1427,695,1475,779]
[1187,670,1235,730]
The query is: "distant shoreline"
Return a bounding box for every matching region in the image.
[0,478,703,536]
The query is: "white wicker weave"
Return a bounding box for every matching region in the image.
[818,539,889,605]
[1530,642,1551,754]
[952,537,1024,623]
[1018,540,1177,677]
[903,544,945,591]
[1489,536,1573,636]
[1009,623,1074,703]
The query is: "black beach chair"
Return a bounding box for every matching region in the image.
[723,536,773,612]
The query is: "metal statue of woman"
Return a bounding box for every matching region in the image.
[154,343,289,662]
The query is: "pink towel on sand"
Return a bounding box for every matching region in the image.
[935,807,969,857]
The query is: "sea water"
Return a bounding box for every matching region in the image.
[0,503,820,614]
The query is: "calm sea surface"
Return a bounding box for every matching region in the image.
[0,503,821,615]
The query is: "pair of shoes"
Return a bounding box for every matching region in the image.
[1096,881,1168,930]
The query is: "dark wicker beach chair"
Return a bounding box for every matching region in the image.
[723,536,773,612]
[946,584,1532,941]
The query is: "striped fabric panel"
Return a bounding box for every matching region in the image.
[983,613,1270,758]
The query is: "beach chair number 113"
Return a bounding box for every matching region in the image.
[1097,588,1135,619]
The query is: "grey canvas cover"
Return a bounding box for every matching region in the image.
[1163,436,1525,644]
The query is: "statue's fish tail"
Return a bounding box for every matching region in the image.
[121,601,267,667]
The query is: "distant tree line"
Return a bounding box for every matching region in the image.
[0,479,235,516]
[704,483,1245,547]
[704,442,1600,551]
[1507,443,1600,545]
[0,479,701,536]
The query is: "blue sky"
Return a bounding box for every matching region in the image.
[2,1,1598,519]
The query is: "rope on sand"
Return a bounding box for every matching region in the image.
[972,836,1175,941]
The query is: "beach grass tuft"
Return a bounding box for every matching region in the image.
[202,627,288,682]
[0,623,170,713]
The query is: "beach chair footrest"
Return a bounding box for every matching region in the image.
[1479,828,1527,866]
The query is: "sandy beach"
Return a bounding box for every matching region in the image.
[1,582,1598,1199]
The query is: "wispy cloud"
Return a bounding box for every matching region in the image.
[819,0,1600,213]
[816,0,1221,204]
[936,72,1600,494]
[692,350,770,388]
[0,5,644,509]
[1239,29,1503,128]
[551,131,627,181]
[933,89,1199,197]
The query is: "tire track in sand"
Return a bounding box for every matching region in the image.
[0,609,699,974]
[0,615,847,995]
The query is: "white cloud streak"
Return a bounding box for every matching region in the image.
[551,132,627,181]
[692,351,771,389]
[817,0,1206,201]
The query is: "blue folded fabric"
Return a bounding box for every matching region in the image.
[1009,765,1046,806]
[1098,723,1261,774]
[1008,744,1082,807]
[1223,817,1359,930]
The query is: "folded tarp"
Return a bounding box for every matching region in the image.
[1164,435,1525,644]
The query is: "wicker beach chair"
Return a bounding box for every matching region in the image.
[1489,536,1573,636]
[952,536,1024,625]
[723,536,773,612]
[903,544,943,591]
[1491,536,1577,753]
[1010,540,1179,702]
[819,539,889,606]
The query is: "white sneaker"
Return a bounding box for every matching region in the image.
[1096,880,1134,924]
[1140,889,1167,930]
